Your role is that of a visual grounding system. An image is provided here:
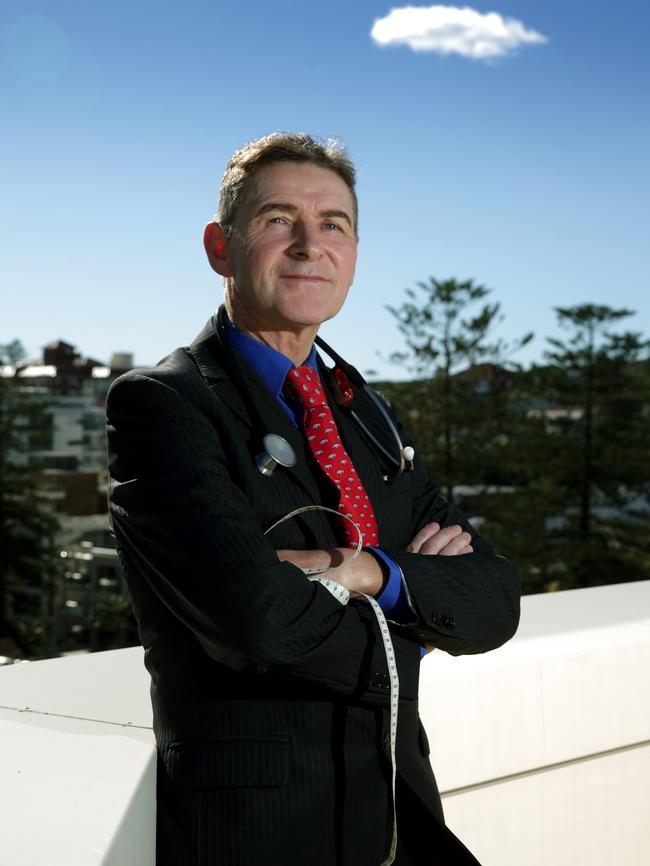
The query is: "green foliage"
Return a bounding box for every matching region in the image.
[522,304,650,590]
[88,595,140,652]
[383,287,650,594]
[0,340,61,655]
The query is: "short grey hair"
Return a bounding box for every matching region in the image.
[217,131,358,236]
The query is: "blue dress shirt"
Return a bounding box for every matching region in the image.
[224,317,414,622]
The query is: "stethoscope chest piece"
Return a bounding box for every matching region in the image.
[255,433,297,476]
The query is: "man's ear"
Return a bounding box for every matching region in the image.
[204,222,233,277]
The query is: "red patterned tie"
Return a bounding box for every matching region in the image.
[285,366,379,548]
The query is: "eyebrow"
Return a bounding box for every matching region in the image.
[254,202,353,227]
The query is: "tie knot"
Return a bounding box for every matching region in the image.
[285,366,327,408]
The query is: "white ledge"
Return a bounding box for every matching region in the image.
[1,581,650,865]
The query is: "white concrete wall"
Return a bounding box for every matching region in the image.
[420,580,650,865]
[1,581,649,865]
[441,743,650,866]
[0,649,155,866]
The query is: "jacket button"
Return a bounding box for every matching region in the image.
[383,733,391,751]
[256,665,269,674]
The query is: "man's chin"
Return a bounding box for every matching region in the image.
[280,298,345,328]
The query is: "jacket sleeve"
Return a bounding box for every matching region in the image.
[383,437,521,656]
[106,370,420,701]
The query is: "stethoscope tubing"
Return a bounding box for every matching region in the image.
[211,308,411,483]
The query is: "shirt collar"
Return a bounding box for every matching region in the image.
[223,315,319,399]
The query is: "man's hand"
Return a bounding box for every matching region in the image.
[276,548,387,597]
[405,521,473,655]
[406,522,473,556]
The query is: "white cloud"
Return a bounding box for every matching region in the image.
[370,5,548,60]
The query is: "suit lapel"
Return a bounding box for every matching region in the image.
[189,319,321,504]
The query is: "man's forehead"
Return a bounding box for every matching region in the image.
[244,162,354,210]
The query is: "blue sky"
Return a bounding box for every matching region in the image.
[2,0,649,378]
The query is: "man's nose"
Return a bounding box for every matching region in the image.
[288,221,322,259]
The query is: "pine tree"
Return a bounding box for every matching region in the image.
[530,305,650,588]
[383,278,532,501]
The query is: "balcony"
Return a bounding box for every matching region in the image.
[1,580,649,865]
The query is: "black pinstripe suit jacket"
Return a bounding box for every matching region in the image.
[106,317,520,866]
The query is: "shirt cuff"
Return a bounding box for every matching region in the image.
[368,547,417,626]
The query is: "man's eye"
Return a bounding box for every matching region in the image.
[269,217,287,225]
[323,222,342,231]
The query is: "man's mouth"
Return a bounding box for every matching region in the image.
[281,274,328,282]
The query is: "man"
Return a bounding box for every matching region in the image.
[106,132,520,866]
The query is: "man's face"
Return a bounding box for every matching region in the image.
[220,162,358,332]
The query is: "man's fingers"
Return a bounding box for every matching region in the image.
[406,521,440,553]
[418,525,465,555]
[407,524,474,556]
[438,533,473,556]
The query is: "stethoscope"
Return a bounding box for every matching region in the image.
[211,307,415,484]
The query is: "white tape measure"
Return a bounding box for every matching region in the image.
[265,505,399,865]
